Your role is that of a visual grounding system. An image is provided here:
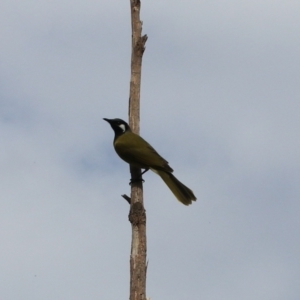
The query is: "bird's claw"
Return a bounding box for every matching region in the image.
[129,177,145,185]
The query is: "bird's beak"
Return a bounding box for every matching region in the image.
[103,118,112,124]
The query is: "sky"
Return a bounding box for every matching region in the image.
[1,0,300,299]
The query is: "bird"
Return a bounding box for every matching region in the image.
[103,118,196,205]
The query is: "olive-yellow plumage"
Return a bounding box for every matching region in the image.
[104,118,196,205]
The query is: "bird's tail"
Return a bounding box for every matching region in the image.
[154,169,197,205]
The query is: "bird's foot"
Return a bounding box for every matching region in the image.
[129,177,145,185]
[140,168,149,175]
[129,168,149,185]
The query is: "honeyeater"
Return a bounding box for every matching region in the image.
[104,118,196,205]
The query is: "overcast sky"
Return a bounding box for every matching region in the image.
[1,0,300,299]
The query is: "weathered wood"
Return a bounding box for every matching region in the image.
[128,0,148,299]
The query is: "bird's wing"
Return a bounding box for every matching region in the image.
[114,133,173,172]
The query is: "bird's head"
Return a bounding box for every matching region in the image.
[103,118,131,137]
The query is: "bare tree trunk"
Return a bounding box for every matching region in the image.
[128,0,148,300]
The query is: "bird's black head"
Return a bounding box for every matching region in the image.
[103,118,131,139]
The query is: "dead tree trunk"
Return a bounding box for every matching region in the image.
[128,0,148,300]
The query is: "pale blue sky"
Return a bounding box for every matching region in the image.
[1,0,299,299]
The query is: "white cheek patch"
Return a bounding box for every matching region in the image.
[119,124,126,132]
